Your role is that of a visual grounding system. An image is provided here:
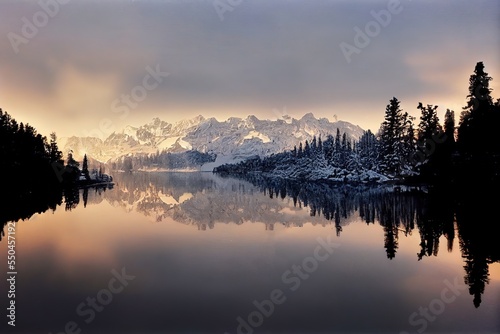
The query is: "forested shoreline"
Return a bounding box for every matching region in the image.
[0,109,112,227]
[215,62,500,187]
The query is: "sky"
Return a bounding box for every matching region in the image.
[0,0,499,139]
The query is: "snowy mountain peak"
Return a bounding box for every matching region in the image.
[301,112,316,120]
[60,113,365,168]
[174,115,205,127]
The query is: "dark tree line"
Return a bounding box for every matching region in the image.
[111,149,216,172]
[0,109,98,231]
[215,62,500,186]
[0,109,64,228]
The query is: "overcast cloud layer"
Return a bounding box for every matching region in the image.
[0,0,499,138]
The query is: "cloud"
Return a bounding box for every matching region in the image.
[0,0,498,137]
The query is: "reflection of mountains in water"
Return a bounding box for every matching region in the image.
[100,173,427,241]
[2,171,498,308]
[98,171,500,309]
[100,171,339,230]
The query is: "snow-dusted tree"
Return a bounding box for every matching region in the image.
[415,103,445,180]
[403,113,417,163]
[358,130,378,170]
[341,133,348,152]
[322,135,334,164]
[304,140,311,157]
[298,142,303,158]
[378,97,409,177]
[335,128,341,152]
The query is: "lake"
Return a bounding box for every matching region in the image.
[1,172,499,334]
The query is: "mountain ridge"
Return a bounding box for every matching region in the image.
[60,113,365,169]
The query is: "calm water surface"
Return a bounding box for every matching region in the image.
[1,172,499,334]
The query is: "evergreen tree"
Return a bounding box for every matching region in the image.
[458,62,494,151]
[49,132,63,163]
[323,135,334,164]
[358,130,378,170]
[340,133,348,167]
[461,61,493,121]
[64,150,80,182]
[440,109,457,181]
[417,103,442,141]
[341,133,347,152]
[403,113,417,165]
[378,97,411,177]
[82,154,90,180]
[457,61,499,182]
[415,103,445,182]
[0,108,65,222]
[443,109,456,145]
[66,150,79,168]
[304,140,311,157]
[335,128,341,152]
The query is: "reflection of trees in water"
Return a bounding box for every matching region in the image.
[105,172,317,228]
[1,171,498,308]
[0,184,111,241]
[455,191,499,308]
[63,185,110,211]
[0,186,63,241]
[236,174,500,308]
[63,187,80,211]
[416,189,456,260]
[244,174,424,259]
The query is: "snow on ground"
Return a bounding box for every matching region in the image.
[200,155,245,172]
[157,136,181,150]
[243,131,271,143]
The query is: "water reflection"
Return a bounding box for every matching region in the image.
[0,183,111,240]
[235,174,499,309]
[1,171,499,313]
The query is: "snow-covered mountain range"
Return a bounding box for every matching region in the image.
[59,113,365,169]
